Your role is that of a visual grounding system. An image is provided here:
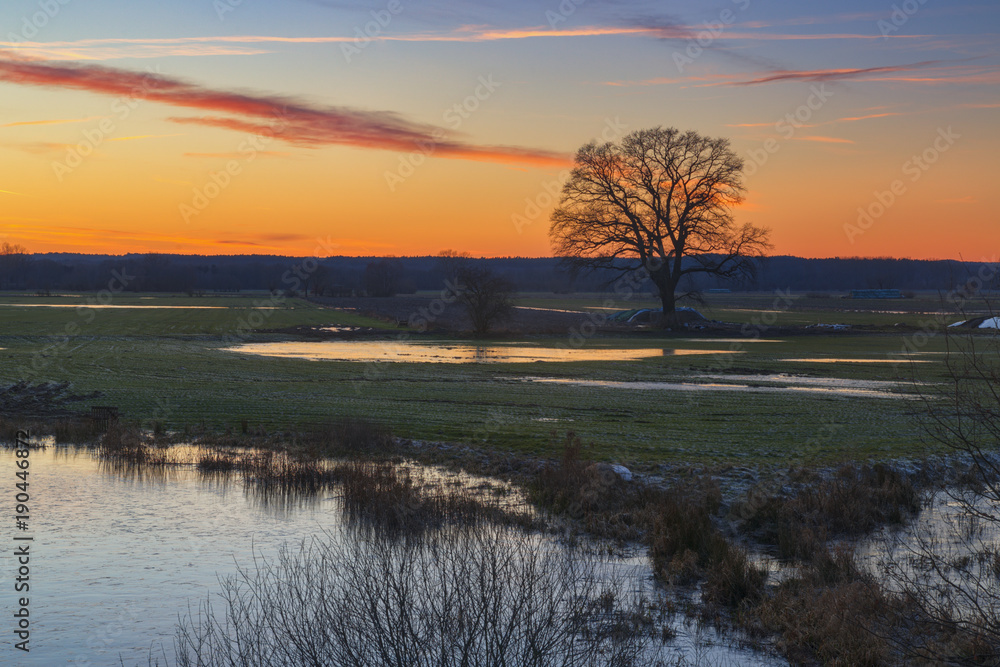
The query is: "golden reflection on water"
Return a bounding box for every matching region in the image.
[223,341,743,363]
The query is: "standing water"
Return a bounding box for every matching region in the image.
[0,445,784,666]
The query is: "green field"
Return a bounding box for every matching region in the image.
[515,291,995,327]
[1,291,992,470]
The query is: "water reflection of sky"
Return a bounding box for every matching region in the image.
[223,341,743,363]
[520,376,920,399]
[0,446,344,665]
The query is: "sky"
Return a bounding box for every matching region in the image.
[0,0,997,259]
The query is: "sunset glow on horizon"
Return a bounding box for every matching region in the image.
[1,0,997,260]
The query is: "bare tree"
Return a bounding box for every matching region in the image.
[550,127,770,324]
[456,265,514,337]
[876,326,1000,664]
[0,242,29,289]
[363,258,401,297]
[437,251,514,337]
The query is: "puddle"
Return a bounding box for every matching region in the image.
[519,376,919,399]
[318,326,361,333]
[513,306,587,314]
[223,341,742,363]
[779,358,932,364]
[0,445,783,666]
[858,490,1000,619]
[679,338,784,344]
[0,304,264,310]
[695,373,923,391]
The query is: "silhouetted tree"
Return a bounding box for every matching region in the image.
[364,258,401,297]
[437,251,514,337]
[456,265,514,337]
[0,242,29,289]
[550,127,770,324]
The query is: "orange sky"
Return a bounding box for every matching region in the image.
[1,1,997,259]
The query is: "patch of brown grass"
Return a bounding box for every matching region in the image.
[736,463,920,561]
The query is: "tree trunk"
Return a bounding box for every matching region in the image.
[659,291,680,328]
[652,269,678,328]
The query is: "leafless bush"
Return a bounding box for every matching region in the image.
[173,522,664,666]
[877,330,1000,664]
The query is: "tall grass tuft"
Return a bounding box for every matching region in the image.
[332,460,536,534]
[736,463,920,561]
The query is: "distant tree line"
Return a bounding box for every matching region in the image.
[0,250,995,296]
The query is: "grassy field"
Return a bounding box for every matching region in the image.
[514,291,996,327]
[0,291,992,469]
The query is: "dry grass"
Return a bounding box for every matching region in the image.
[648,478,767,613]
[736,463,921,561]
[98,423,183,465]
[332,460,537,534]
[0,416,104,444]
[528,432,656,542]
[754,551,893,667]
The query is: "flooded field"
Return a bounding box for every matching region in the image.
[0,444,781,666]
[520,375,920,399]
[223,340,743,363]
[3,304,258,309]
[780,357,933,364]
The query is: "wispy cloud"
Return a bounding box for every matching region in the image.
[0,221,294,250]
[0,39,272,60]
[107,134,185,142]
[793,136,855,144]
[0,23,926,60]
[1,116,105,128]
[611,62,996,89]
[740,12,889,28]
[834,112,902,122]
[0,188,28,196]
[183,151,291,158]
[726,62,941,86]
[0,56,569,168]
[14,142,77,154]
[725,111,906,131]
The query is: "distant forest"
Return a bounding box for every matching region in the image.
[0,253,996,296]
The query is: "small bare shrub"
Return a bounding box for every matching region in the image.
[173,522,661,666]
